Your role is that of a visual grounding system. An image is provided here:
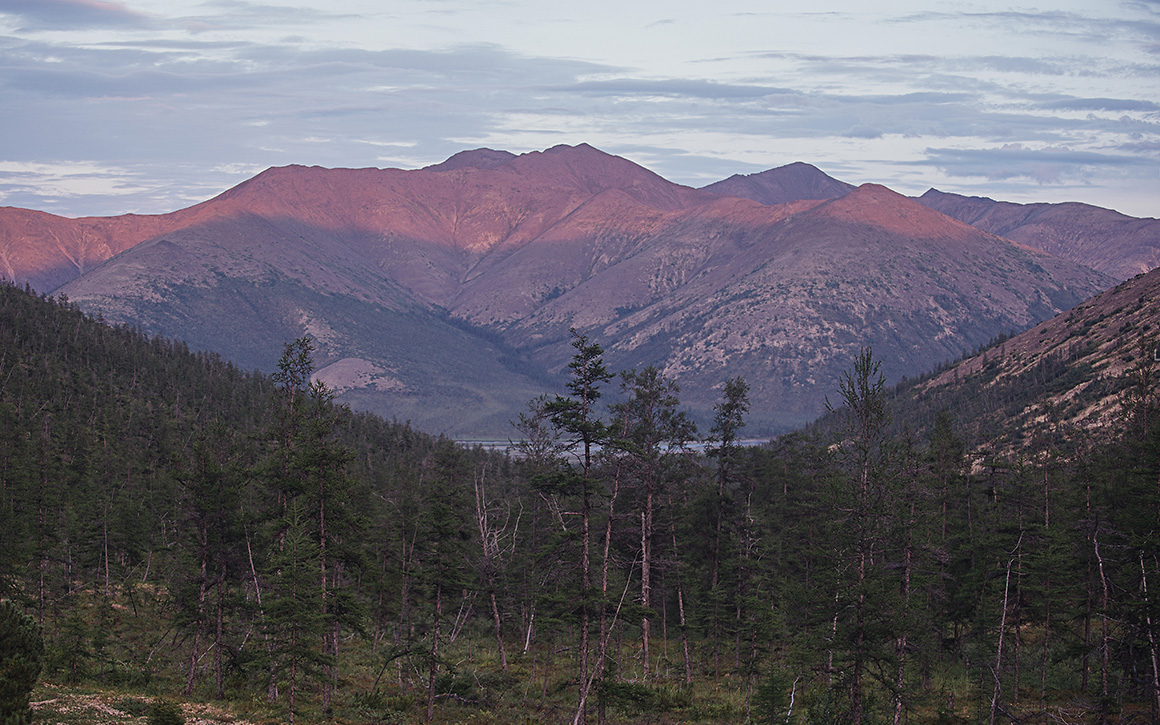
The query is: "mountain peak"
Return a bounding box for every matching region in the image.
[499,143,705,211]
[700,162,854,206]
[807,183,980,239]
[424,148,518,172]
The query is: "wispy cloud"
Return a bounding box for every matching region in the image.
[922,144,1151,184]
[0,1,1156,217]
[0,0,150,30]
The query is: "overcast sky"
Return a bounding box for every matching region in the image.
[1,0,1158,218]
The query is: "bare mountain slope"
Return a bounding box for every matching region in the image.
[858,265,1160,459]
[19,145,1117,435]
[0,206,190,293]
[510,184,1110,428]
[917,189,1160,281]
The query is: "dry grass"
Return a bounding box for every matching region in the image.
[29,683,262,725]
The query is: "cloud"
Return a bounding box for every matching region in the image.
[1038,97,1160,112]
[0,0,149,30]
[921,144,1150,184]
[0,160,153,215]
[0,1,1156,218]
[895,8,1160,47]
[178,1,349,32]
[556,78,790,100]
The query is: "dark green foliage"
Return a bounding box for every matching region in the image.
[0,284,441,708]
[595,679,691,716]
[546,328,614,475]
[803,684,852,725]
[147,699,185,725]
[50,610,91,683]
[3,281,1160,723]
[0,601,44,725]
[752,667,793,724]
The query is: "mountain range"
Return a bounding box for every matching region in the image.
[916,189,1160,280]
[2,143,1154,436]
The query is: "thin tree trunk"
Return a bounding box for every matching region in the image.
[185,533,208,696]
[1082,475,1093,693]
[735,489,753,674]
[474,465,510,672]
[288,646,297,725]
[1141,552,1160,719]
[597,458,623,683]
[1041,592,1050,704]
[573,564,635,725]
[1013,536,1022,704]
[669,509,691,686]
[1095,533,1110,724]
[852,547,866,724]
[490,590,508,671]
[991,536,1020,725]
[103,508,111,597]
[828,582,840,686]
[38,494,47,626]
[427,580,442,722]
[288,563,299,725]
[319,480,331,713]
[579,483,590,724]
[641,507,651,678]
[894,520,913,725]
[711,457,726,677]
[245,529,277,702]
[215,559,225,699]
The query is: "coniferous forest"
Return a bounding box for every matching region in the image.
[1,282,1159,724]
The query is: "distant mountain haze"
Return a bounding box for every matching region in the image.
[916,189,1160,280]
[1,144,1138,435]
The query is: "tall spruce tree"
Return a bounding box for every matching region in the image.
[705,377,750,677]
[608,366,696,679]
[545,329,612,724]
[263,337,360,716]
[264,501,328,725]
[823,347,907,723]
[175,420,247,698]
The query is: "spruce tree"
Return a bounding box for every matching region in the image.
[823,347,905,723]
[704,376,749,677]
[608,366,696,679]
[0,600,44,725]
[264,501,328,725]
[545,329,612,724]
[262,337,360,717]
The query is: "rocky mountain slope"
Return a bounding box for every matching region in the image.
[1,144,1122,435]
[916,189,1160,281]
[0,207,184,293]
[853,265,1160,459]
[496,182,1110,428]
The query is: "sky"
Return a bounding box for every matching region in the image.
[0,0,1158,219]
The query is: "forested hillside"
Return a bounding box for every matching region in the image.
[1,282,1159,723]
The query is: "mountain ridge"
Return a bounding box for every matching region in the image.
[2,144,1129,434]
[917,188,1160,280]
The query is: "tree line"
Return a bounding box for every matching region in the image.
[0,282,1158,723]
